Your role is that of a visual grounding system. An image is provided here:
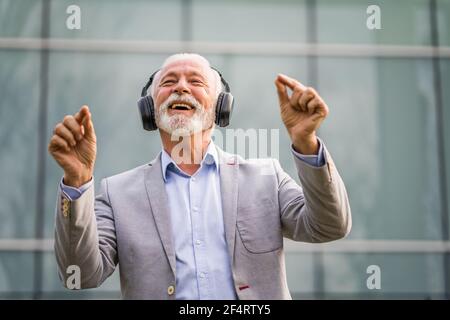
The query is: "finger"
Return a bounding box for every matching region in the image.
[82,110,95,139]
[49,134,70,153]
[63,115,83,141]
[308,97,329,117]
[74,105,90,123]
[290,86,306,112]
[305,97,320,115]
[299,88,316,113]
[275,77,289,106]
[276,74,306,91]
[54,123,77,147]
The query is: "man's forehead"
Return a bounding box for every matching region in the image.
[160,59,210,77]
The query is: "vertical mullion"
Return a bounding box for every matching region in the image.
[306,0,325,300]
[181,0,192,43]
[429,0,450,300]
[33,0,51,300]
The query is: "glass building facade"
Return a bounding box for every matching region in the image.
[0,0,449,299]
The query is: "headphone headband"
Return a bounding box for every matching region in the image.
[141,71,159,97]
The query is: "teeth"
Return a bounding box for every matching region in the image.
[170,103,193,110]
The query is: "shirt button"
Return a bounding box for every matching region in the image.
[191,177,196,182]
[193,206,199,212]
[195,240,201,245]
[167,285,175,296]
[199,273,206,278]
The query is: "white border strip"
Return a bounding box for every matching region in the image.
[1,37,450,58]
[1,239,450,253]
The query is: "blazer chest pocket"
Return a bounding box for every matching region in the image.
[236,198,282,254]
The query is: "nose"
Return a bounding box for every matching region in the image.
[173,78,191,95]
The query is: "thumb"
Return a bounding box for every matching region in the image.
[274,75,289,107]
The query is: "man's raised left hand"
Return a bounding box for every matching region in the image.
[275,74,329,155]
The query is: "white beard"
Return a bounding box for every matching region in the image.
[155,93,215,138]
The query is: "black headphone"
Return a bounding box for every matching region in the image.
[137,67,234,131]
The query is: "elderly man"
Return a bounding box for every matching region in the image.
[48,53,351,300]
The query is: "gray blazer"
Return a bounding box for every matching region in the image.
[54,145,351,299]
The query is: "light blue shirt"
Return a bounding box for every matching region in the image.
[160,142,236,299]
[60,139,325,299]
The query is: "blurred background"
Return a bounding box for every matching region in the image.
[1,0,450,299]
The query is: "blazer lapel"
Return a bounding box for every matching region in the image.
[143,153,176,275]
[217,147,239,265]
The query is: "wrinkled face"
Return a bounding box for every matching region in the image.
[153,59,217,137]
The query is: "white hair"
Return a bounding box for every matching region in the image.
[148,53,223,100]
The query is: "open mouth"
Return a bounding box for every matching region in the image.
[169,103,194,111]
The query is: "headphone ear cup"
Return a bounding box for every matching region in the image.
[215,93,224,126]
[215,92,234,127]
[137,96,157,131]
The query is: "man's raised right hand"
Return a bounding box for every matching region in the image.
[48,105,97,188]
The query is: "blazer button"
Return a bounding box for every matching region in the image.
[62,198,70,218]
[167,285,175,296]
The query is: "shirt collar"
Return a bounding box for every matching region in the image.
[161,141,219,182]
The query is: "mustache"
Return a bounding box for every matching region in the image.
[159,93,204,112]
